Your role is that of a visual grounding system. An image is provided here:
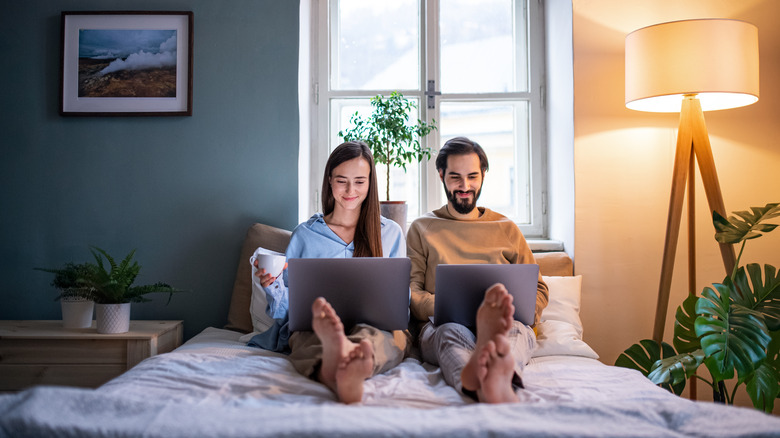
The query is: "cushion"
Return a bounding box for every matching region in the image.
[533,275,599,359]
[225,224,291,333]
[535,252,573,277]
[249,246,286,333]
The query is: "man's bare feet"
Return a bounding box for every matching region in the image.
[461,284,515,397]
[311,297,374,404]
[476,334,519,403]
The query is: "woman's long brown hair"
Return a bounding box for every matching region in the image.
[321,141,383,258]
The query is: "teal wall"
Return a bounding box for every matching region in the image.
[0,1,300,340]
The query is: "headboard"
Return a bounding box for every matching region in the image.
[225,223,573,333]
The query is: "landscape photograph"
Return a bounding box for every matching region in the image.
[77,29,177,98]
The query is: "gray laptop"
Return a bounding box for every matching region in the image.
[287,257,411,332]
[434,263,539,328]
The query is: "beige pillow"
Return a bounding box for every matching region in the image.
[535,252,573,277]
[224,223,291,333]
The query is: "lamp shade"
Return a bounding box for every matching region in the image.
[625,19,759,112]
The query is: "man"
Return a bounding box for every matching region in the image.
[407,136,548,403]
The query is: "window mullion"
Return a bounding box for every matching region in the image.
[422,0,441,215]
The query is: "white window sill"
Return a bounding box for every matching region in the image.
[528,239,564,252]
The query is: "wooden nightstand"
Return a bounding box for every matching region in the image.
[0,320,183,391]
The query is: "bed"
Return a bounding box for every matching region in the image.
[1,223,778,437]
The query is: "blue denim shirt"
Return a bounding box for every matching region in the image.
[248,213,406,353]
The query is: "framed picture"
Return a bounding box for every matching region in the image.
[60,11,193,116]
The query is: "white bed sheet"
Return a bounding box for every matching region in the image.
[1,327,779,438]
[98,327,664,407]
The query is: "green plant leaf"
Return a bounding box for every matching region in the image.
[673,294,701,354]
[696,284,771,381]
[337,91,437,201]
[615,339,685,394]
[713,203,780,245]
[648,349,704,388]
[745,330,780,413]
[732,264,780,332]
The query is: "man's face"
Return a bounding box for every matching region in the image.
[440,153,483,215]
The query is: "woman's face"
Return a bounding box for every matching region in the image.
[329,156,371,214]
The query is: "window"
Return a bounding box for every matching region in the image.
[305,0,546,236]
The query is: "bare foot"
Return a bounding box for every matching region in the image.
[461,284,514,392]
[335,339,374,404]
[476,334,519,403]
[312,298,348,391]
[311,298,373,404]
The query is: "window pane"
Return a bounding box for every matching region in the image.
[439,0,527,93]
[439,101,530,223]
[330,98,423,218]
[332,0,420,90]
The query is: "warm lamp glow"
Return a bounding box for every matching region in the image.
[625,19,759,113]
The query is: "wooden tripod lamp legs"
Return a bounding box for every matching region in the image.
[652,96,736,345]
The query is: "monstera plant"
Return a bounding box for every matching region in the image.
[616,203,780,413]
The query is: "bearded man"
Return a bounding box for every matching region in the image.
[406,136,549,403]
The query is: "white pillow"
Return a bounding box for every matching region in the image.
[249,246,285,333]
[540,275,584,335]
[533,275,599,359]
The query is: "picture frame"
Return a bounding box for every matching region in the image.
[60,11,193,116]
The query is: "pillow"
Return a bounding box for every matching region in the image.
[248,246,286,333]
[225,223,292,333]
[532,275,599,359]
[540,275,584,335]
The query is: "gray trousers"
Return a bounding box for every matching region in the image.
[420,320,536,394]
[288,324,409,379]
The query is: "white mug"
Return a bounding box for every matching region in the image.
[254,253,286,278]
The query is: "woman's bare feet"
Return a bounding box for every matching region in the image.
[311,297,374,404]
[335,339,374,403]
[461,284,516,398]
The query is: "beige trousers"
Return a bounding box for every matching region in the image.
[288,324,410,378]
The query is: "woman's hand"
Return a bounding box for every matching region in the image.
[254,259,287,288]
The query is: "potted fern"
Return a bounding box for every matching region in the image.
[616,202,780,413]
[35,262,97,329]
[82,247,183,334]
[338,91,437,230]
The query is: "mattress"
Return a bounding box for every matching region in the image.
[1,326,778,438]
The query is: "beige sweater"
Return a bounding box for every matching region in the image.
[407,205,549,326]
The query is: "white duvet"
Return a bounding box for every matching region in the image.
[1,327,778,437]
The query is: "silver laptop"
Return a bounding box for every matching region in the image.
[287,257,411,332]
[434,264,539,327]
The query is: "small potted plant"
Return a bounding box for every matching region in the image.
[35,262,97,329]
[81,246,183,334]
[338,91,437,230]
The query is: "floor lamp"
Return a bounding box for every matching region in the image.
[624,19,759,398]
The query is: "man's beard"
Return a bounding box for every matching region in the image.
[444,183,482,215]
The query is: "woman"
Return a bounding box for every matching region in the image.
[249,141,407,404]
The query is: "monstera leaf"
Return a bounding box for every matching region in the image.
[745,331,780,413]
[615,339,686,395]
[648,349,704,388]
[732,264,780,331]
[713,203,779,244]
[673,294,701,354]
[695,283,771,381]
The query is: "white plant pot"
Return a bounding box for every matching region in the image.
[380,201,408,236]
[95,303,131,334]
[61,298,94,329]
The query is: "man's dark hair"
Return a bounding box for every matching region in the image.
[435,137,489,174]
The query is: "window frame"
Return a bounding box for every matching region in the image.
[304,0,547,237]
